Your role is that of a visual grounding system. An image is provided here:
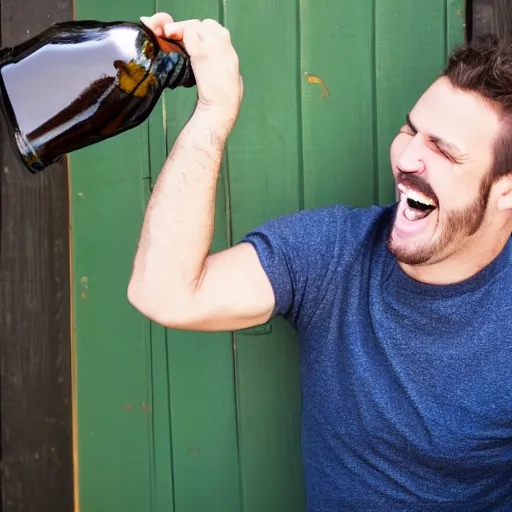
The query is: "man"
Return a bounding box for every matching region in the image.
[128,12,512,511]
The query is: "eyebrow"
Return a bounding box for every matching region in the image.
[405,114,463,155]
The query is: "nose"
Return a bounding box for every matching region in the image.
[396,134,426,174]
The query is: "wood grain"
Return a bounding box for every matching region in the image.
[472,0,512,42]
[0,0,74,509]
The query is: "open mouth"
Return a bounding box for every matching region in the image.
[397,183,437,221]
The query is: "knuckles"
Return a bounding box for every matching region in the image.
[202,18,231,38]
[152,13,239,73]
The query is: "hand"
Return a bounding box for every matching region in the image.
[141,12,243,131]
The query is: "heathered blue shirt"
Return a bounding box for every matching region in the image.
[240,204,512,512]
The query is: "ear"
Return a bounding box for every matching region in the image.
[496,174,512,210]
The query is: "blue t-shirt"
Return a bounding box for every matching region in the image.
[240,204,512,512]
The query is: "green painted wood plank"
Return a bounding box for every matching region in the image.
[164,330,241,512]
[70,123,155,511]
[71,1,157,511]
[225,0,306,510]
[301,0,378,209]
[375,0,449,205]
[234,322,306,512]
[446,0,466,53]
[147,107,176,512]
[152,2,242,511]
[227,1,303,236]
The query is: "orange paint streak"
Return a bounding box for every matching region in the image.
[306,73,330,99]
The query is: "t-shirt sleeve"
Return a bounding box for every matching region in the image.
[238,205,349,331]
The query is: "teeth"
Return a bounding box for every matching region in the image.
[398,184,435,207]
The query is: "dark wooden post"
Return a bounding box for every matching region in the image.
[0,0,74,510]
[472,0,512,41]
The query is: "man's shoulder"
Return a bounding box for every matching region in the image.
[239,202,395,269]
[275,203,395,241]
[239,203,395,324]
[266,202,393,226]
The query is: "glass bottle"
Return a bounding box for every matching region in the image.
[0,19,196,173]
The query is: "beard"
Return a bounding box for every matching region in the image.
[388,172,494,266]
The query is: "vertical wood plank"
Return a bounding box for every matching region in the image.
[472,0,512,42]
[146,111,176,512]
[70,1,156,511]
[151,1,242,511]
[301,0,378,209]
[375,0,448,205]
[446,0,466,52]
[225,0,306,510]
[0,0,74,510]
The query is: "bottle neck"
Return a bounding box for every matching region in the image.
[152,35,196,90]
[167,56,195,89]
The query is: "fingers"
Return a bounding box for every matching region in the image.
[140,12,174,37]
[161,19,226,42]
[162,20,197,41]
[141,14,230,43]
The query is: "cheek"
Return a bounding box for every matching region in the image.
[430,165,485,215]
[437,171,483,212]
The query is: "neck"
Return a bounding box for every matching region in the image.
[398,229,510,286]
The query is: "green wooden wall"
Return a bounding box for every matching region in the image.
[69,1,464,511]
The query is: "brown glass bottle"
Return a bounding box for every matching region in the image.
[0,20,196,173]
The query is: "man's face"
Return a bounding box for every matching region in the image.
[388,77,502,266]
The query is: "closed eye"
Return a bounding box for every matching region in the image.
[435,145,464,165]
[428,140,459,163]
[431,142,450,158]
[405,114,464,163]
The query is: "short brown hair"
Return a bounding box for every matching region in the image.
[442,34,512,180]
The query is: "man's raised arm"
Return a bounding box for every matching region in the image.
[127,13,275,331]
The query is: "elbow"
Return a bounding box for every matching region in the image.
[127,278,192,328]
[127,279,157,321]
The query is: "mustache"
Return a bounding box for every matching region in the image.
[397,172,439,207]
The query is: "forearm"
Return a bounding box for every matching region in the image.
[128,107,230,320]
